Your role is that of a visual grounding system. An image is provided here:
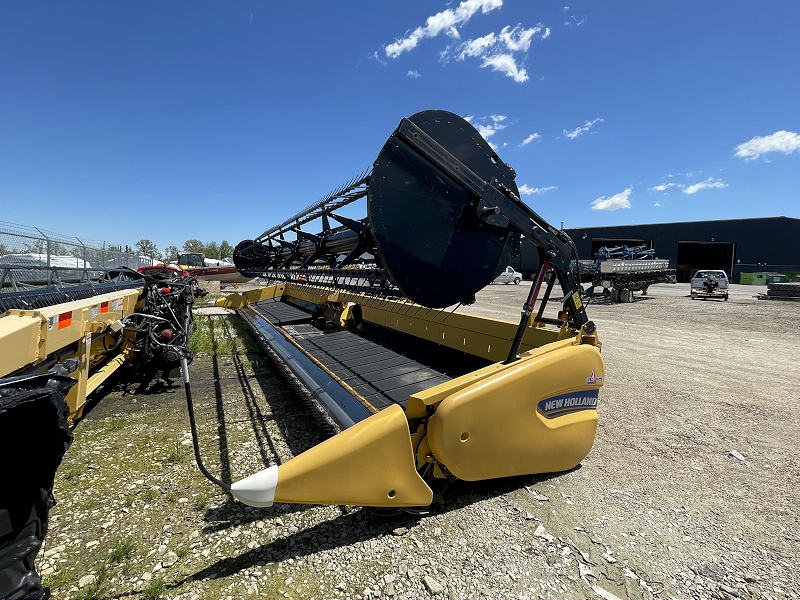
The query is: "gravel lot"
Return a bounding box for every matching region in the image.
[41,283,799,600]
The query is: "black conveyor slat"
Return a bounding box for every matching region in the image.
[253,298,314,325]
[283,325,452,410]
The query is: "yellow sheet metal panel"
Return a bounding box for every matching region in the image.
[0,313,44,376]
[216,284,285,309]
[405,338,579,419]
[274,405,433,507]
[427,344,603,481]
[357,298,560,362]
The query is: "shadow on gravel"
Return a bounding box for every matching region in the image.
[178,469,569,587]
[583,294,655,306]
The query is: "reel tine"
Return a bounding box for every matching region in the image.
[442,303,461,323]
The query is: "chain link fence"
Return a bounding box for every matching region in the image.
[0,221,159,269]
[0,222,159,292]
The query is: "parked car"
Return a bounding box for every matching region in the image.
[493,266,522,285]
[690,270,729,300]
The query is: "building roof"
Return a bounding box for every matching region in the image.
[567,215,799,232]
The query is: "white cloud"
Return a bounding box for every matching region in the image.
[591,187,632,211]
[439,22,550,83]
[407,70,420,78]
[520,133,541,146]
[519,184,556,195]
[498,24,544,52]
[460,33,497,60]
[649,183,678,192]
[564,15,587,26]
[481,53,528,82]
[385,0,503,59]
[563,118,603,139]
[734,130,800,160]
[654,202,661,207]
[466,114,507,140]
[682,177,727,195]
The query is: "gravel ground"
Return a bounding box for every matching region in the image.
[40,284,799,600]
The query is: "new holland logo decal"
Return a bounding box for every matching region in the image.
[537,389,599,419]
[585,369,603,385]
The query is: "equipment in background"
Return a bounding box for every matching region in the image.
[191,110,606,511]
[174,252,251,284]
[690,270,730,301]
[576,244,676,303]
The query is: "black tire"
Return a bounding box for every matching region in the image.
[513,277,520,285]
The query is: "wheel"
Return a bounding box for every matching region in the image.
[513,277,520,285]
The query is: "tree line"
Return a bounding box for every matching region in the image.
[133,239,235,263]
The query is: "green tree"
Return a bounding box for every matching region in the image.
[183,239,205,254]
[219,240,234,259]
[135,239,159,260]
[163,245,179,262]
[204,241,220,260]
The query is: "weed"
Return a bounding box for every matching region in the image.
[109,537,136,563]
[76,562,108,600]
[194,492,209,511]
[125,494,135,507]
[63,464,84,480]
[142,577,166,600]
[176,545,189,558]
[166,439,189,463]
[42,567,73,590]
[165,491,178,502]
[110,417,125,430]
[142,489,158,501]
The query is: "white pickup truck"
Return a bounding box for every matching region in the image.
[493,266,523,285]
[690,270,729,301]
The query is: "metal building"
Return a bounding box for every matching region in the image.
[511,216,800,282]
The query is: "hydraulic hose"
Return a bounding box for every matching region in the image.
[180,355,231,491]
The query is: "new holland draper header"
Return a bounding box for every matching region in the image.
[214,109,605,509]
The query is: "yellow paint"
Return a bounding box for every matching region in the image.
[426,344,603,481]
[274,405,433,507]
[0,288,141,419]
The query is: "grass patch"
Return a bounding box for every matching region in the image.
[176,545,189,558]
[165,439,189,463]
[125,494,135,507]
[194,492,209,511]
[142,489,158,501]
[110,417,126,430]
[189,314,259,356]
[109,537,136,563]
[165,491,178,502]
[142,577,166,600]
[76,561,108,600]
[63,464,84,481]
[42,567,73,590]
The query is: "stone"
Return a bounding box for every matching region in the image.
[178,497,189,504]
[78,574,97,589]
[744,573,759,583]
[44,545,66,558]
[533,524,554,542]
[189,530,200,540]
[384,573,397,584]
[720,585,739,597]
[423,575,445,595]
[729,450,745,462]
[384,582,396,596]
[392,527,408,536]
[161,551,179,568]
[141,573,152,582]
[85,540,100,549]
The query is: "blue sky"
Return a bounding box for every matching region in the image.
[1,1,798,253]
